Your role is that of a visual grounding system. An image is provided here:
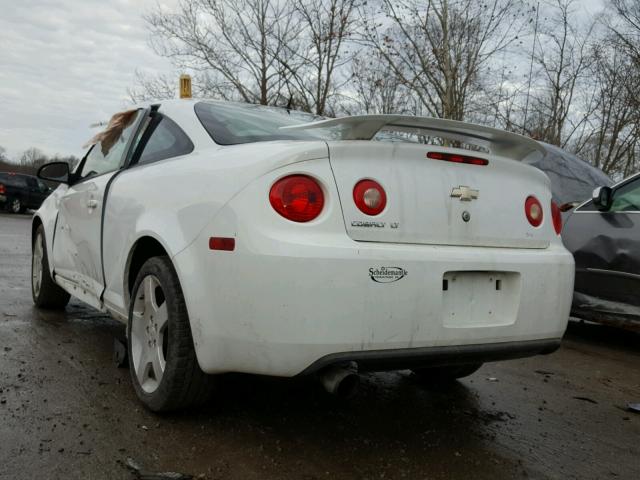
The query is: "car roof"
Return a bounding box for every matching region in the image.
[0,172,33,178]
[138,98,300,121]
[524,142,613,204]
[140,98,307,150]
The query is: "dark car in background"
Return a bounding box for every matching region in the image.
[0,172,52,213]
[562,172,640,330]
[525,143,639,330]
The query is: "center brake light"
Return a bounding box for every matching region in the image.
[269,175,324,222]
[427,151,489,166]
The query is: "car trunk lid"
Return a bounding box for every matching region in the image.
[327,141,553,249]
[282,115,553,248]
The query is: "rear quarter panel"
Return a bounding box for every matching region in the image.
[101,141,329,317]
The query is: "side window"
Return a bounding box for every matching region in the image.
[610,178,640,212]
[136,115,194,165]
[13,176,28,188]
[25,177,38,189]
[78,109,143,181]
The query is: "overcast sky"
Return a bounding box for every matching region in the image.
[0,0,177,160]
[0,0,605,161]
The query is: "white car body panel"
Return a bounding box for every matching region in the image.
[101,141,328,319]
[33,100,575,378]
[172,158,573,376]
[53,172,114,302]
[327,141,552,248]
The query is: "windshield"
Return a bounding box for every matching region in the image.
[194,101,331,145]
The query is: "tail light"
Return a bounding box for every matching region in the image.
[427,151,489,166]
[0,184,5,195]
[269,175,324,222]
[525,196,543,227]
[353,179,386,216]
[551,201,562,235]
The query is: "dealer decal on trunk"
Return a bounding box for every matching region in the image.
[369,267,408,283]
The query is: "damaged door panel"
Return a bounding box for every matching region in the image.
[52,109,147,303]
[563,173,640,327]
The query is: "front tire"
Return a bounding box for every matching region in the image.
[412,363,483,383]
[32,225,70,309]
[127,256,212,412]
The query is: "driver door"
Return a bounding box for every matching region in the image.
[564,174,640,308]
[52,109,146,307]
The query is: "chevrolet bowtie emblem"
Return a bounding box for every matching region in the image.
[450,186,479,201]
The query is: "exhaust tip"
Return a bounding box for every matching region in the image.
[335,372,359,399]
[319,362,360,399]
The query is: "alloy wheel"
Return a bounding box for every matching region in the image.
[130,275,169,394]
[32,233,43,298]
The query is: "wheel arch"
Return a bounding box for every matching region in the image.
[124,234,173,307]
[31,215,43,245]
[31,214,56,279]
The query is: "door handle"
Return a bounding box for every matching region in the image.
[87,199,99,209]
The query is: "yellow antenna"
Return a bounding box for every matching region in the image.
[179,74,192,99]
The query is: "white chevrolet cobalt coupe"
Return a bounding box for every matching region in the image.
[32,100,574,411]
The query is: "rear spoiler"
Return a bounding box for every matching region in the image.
[281,115,545,162]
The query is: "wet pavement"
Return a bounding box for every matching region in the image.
[1,212,639,480]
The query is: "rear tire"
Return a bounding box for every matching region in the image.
[127,256,213,412]
[32,225,70,309]
[7,197,22,214]
[412,363,483,383]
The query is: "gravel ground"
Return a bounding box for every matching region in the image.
[1,212,639,480]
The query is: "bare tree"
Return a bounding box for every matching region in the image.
[128,71,177,103]
[20,148,48,169]
[346,49,414,114]
[571,42,639,176]
[128,70,237,103]
[608,0,640,119]
[524,0,595,147]
[470,62,527,131]
[360,0,523,121]
[145,0,298,106]
[130,0,638,177]
[278,0,357,115]
[610,0,640,64]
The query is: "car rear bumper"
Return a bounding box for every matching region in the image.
[173,230,574,376]
[298,338,561,374]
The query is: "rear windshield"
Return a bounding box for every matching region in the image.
[194,101,331,145]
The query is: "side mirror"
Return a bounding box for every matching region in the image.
[38,162,70,184]
[592,186,612,212]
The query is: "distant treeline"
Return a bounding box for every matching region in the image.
[0,146,78,176]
